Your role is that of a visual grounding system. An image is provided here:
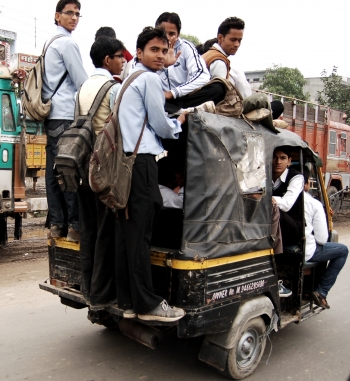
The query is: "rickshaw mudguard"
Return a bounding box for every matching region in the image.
[179,112,320,261]
[202,295,276,349]
[198,296,276,371]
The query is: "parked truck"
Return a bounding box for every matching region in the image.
[0,64,45,245]
[260,90,350,213]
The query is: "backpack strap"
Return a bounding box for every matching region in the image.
[42,34,69,100]
[113,70,148,154]
[114,70,147,109]
[87,80,117,119]
[75,79,116,119]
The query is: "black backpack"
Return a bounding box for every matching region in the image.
[55,80,116,192]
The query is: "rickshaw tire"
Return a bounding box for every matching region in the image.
[220,317,266,380]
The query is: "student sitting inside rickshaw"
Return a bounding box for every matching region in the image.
[303,166,348,309]
[272,146,304,247]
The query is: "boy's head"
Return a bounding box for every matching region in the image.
[217,17,245,56]
[90,36,126,75]
[272,146,292,179]
[95,26,116,41]
[136,27,169,72]
[55,0,81,31]
[155,12,181,42]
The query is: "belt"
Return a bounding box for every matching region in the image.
[125,151,168,162]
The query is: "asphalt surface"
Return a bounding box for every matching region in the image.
[0,226,350,381]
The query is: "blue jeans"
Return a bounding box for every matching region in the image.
[308,242,348,297]
[44,119,79,231]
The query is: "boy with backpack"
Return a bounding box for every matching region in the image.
[114,27,187,322]
[77,36,125,309]
[42,0,88,242]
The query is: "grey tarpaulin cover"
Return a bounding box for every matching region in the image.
[178,111,321,260]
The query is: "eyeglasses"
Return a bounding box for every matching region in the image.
[110,54,124,59]
[59,11,82,18]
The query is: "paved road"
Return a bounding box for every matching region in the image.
[1,227,350,381]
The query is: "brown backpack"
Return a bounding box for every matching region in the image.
[89,71,147,210]
[210,77,244,118]
[21,35,68,122]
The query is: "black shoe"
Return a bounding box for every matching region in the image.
[312,291,330,309]
[50,224,64,239]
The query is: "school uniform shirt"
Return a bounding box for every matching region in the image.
[79,68,121,134]
[304,191,328,261]
[272,168,304,212]
[42,26,88,120]
[158,37,210,99]
[118,63,182,155]
[159,185,184,209]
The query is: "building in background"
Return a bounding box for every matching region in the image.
[244,69,350,103]
[0,29,17,67]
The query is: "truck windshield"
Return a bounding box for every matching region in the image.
[2,94,16,132]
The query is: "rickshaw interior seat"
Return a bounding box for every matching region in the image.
[151,208,183,249]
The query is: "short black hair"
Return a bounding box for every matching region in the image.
[196,37,218,55]
[136,27,168,62]
[55,0,81,25]
[291,164,310,184]
[95,27,116,41]
[218,17,245,37]
[155,12,182,33]
[274,146,292,158]
[90,36,125,68]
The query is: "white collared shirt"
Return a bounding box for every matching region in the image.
[304,192,328,261]
[272,168,304,212]
[159,185,184,209]
[208,43,252,98]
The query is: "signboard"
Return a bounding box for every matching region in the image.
[0,41,10,67]
[18,53,39,71]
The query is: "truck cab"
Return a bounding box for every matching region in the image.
[0,65,27,244]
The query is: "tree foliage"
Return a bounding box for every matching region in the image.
[316,66,350,124]
[180,33,201,46]
[260,64,310,101]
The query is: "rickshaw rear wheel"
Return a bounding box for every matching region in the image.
[220,317,266,380]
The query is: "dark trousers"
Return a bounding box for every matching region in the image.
[115,154,163,314]
[45,119,79,231]
[279,210,303,247]
[78,187,116,304]
[308,242,348,297]
[165,82,226,113]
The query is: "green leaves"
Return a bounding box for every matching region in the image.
[259,64,310,101]
[316,66,350,124]
[180,34,201,46]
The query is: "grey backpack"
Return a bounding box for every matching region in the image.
[55,80,116,192]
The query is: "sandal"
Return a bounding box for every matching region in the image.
[312,291,330,309]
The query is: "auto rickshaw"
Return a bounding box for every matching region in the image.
[40,110,335,379]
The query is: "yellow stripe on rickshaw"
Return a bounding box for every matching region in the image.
[151,248,274,270]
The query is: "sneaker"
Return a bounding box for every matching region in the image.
[67,227,80,242]
[278,280,292,297]
[50,224,65,239]
[194,101,216,114]
[273,119,288,129]
[123,309,137,319]
[138,300,185,322]
[244,108,270,122]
